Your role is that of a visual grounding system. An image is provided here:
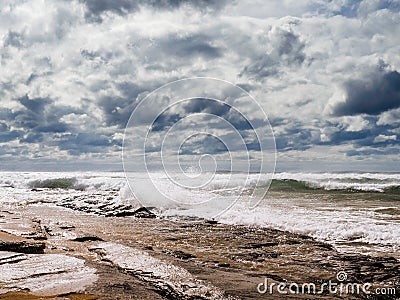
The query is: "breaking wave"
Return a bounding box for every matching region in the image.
[271,172,400,193]
[0,171,399,255]
[28,178,85,190]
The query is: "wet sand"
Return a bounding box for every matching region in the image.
[0,203,398,299]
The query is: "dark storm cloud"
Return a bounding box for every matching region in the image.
[333,70,400,116]
[151,113,181,131]
[317,116,399,153]
[275,129,314,151]
[0,123,8,132]
[241,28,306,80]
[225,111,253,131]
[81,0,227,21]
[19,95,51,114]
[241,56,278,79]
[26,74,39,85]
[81,0,138,21]
[313,0,399,18]
[0,130,21,143]
[80,49,115,64]
[99,95,140,128]
[179,134,228,155]
[275,30,305,63]
[145,0,228,10]
[98,82,158,128]
[20,133,44,143]
[81,49,102,60]
[3,30,24,48]
[56,132,119,155]
[160,34,222,59]
[149,98,230,132]
[0,108,14,122]
[271,117,396,152]
[328,129,371,144]
[319,0,361,18]
[117,82,148,99]
[183,98,230,116]
[357,0,400,16]
[0,95,89,147]
[236,83,255,92]
[14,95,72,134]
[148,98,262,154]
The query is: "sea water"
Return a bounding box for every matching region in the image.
[0,171,399,257]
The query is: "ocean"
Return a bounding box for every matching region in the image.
[0,171,399,257]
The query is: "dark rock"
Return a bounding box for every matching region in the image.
[243,242,278,248]
[298,234,313,240]
[73,236,104,242]
[98,204,111,210]
[163,249,196,260]
[315,243,335,251]
[0,240,45,254]
[376,273,396,281]
[143,246,153,251]
[172,250,196,260]
[370,262,386,269]
[132,207,157,218]
[84,199,99,205]
[205,220,218,224]
[251,273,287,282]
[342,255,361,262]
[232,250,279,262]
[285,240,301,245]
[59,225,75,229]
[347,235,364,241]
[264,274,286,282]
[110,282,134,291]
[265,251,279,258]
[113,211,136,217]
[114,207,156,218]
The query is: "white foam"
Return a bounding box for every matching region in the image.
[274,172,400,192]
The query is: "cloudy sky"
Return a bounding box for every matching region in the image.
[1,0,399,172]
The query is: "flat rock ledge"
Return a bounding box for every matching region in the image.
[0,235,45,254]
[90,242,237,300]
[0,205,398,299]
[0,251,97,296]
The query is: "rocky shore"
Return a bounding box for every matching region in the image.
[0,203,398,299]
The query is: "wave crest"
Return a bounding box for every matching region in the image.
[28,178,86,190]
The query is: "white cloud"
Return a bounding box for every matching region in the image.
[373,134,397,143]
[377,108,400,126]
[0,0,399,170]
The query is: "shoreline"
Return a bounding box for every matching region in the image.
[0,203,398,299]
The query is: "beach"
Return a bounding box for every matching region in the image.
[0,171,399,299]
[0,199,398,299]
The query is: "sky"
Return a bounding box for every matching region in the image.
[0,0,399,172]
